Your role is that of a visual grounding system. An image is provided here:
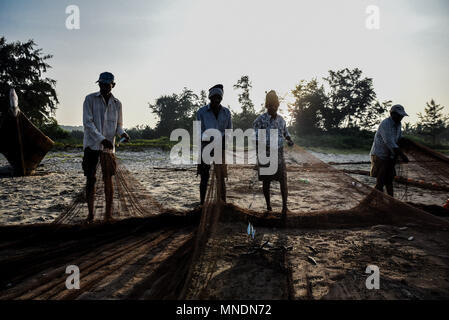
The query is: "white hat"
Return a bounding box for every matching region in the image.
[208,84,224,98]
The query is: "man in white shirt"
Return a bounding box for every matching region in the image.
[196,84,232,205]
[370,104,409,197]
[82,72,129,222]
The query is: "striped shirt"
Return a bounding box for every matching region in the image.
[370,117,402,160]
[83,92,125,152]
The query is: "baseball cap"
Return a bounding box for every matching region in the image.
[96,72,115,84]
[390,104,408,116]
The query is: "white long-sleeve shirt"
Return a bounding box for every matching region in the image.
[83,92,125,152]
[370,117,402,160]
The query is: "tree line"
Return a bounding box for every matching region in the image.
[140,69,448,145]
[1,37,448,146]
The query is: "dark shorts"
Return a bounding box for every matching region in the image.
[197,145,226,177]
[370,155,396,186]
[82,147,117,178]
[258,148,287,182]
[82,147,101,177]
[197,161,228,178]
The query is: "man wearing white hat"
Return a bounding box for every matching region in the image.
[196,84,232,205]
[370,104,409,197]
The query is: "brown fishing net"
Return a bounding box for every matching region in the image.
[1,141,448,300]
[179,143,449,298]
[398,139,449,189]
[54,154,164,224]
[180,164,225,299]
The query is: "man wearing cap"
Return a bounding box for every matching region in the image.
[254,90,294,215]
[370,104,409,197]
[82,72,130,222]
[196,84,232,205]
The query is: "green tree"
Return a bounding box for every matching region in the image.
[39,118,70,140]
[357,100,391,131]
[417,99,448,145]
[289,69,388,134]
[126,125,157,140]
[232,75,257,130]
[322,68,380,131]
[199,90,208,107]
[0,37,58,126]
[402,121,416,135]
[288,79,327,134]
[149,87,201,137]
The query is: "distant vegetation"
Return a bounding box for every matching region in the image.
[52,137,176,151]
[1,37,447,153]
[0,37,58,127]
[53,71,449,153]
[289,68,392,134]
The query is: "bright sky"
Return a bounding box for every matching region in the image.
[1,0,448,128]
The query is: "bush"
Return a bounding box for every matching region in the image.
[70,130,84,141]
[126,125,157,140]
[293,130,375,153]
[39,119,70,141]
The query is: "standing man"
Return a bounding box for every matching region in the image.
[82,72,130,222]
[370,104,409,197]
[196,84,232,205]
[254,90,294,215]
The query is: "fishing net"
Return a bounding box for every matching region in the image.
[1,140,448,300]
[180,143,449,299]
[334,138,449,206]
[54,153,164,224]
[398,139,449,189]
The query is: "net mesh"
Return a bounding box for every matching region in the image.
[2,141,448,300]
[54,155,164,224]
[180,142,449,298]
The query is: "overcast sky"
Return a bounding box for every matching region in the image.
[1,0,448,128]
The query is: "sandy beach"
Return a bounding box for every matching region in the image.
[0,148,447,225]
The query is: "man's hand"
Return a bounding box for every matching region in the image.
[101,139,114,149]
[286,136,294,147]
[121,132,130,142]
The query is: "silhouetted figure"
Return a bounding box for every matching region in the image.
[370,104,409,197]
[254,90,294,215]
[196,84,232,205]
[82,72,130,222]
